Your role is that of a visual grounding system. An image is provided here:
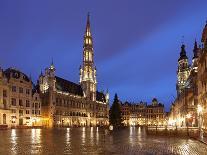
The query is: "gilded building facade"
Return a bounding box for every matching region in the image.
[197,22,207,130]
[169,21,207,129]
[121,98,166,126]
[39,15,109,128]
[0,68,41,128]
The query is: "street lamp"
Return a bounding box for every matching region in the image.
[197,105,203,140]
[186,113,192,137]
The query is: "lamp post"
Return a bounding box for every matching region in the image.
[186,114,191,137]
[197,105,203,140]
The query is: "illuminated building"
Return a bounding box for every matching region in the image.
[39,14,109,127]
[121,98,166,126]
[169,21,207,129]
[146,98,166,126]
[169,42,199,127]
[0,68,42,128]
[0,67,11,127]
[197,21,207,130]
[176,44,191,95]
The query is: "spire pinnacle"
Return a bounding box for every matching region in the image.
[178,43,188,61]
[194,39,198,49]
[85,12,91,37]
[50,58,55,70]
[84,13,93,48]
[193,39,198,59]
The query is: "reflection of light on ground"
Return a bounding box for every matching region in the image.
[129,126,134,144]
[138,127,141,134]
[90,127,94,138]
[64,128,71,154]
[31,129,41,154]
[2,128,207,154]
[66,128,70,143]
[130,126,134,135]
[82,127,86,144]
[137,127,143,146]
[31,129,41,144]
[11,129,17,154]
[96,127,99,143]
[90,127,94,145]
[11,129,16,142]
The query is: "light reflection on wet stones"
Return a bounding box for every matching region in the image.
[0,127,207,155]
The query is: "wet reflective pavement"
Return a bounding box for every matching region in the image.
[0,127,207,155]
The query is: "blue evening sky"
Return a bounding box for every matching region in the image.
[0,0,207,111]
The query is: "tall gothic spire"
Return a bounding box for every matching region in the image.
[85,13,91,36]
[49,58,55,71]
[80,13,97,101]
[84,13,93,48]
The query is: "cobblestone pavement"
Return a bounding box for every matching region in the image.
[0,127,206,155]
[106,137,207,155]
[104,127,207,155]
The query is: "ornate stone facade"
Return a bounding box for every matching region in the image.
[197,22,207,130]
[121,98,166,126]
[39,14,109,128]
[169,21,207,129]
[0,68,41,128]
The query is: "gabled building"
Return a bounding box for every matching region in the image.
[0,67,42,128]
[121,98,166,126]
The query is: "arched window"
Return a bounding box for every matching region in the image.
[3,114,6,124]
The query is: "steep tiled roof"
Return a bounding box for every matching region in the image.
[55,76,83,96]
[147,103,164,108]
[96,91,106,102]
